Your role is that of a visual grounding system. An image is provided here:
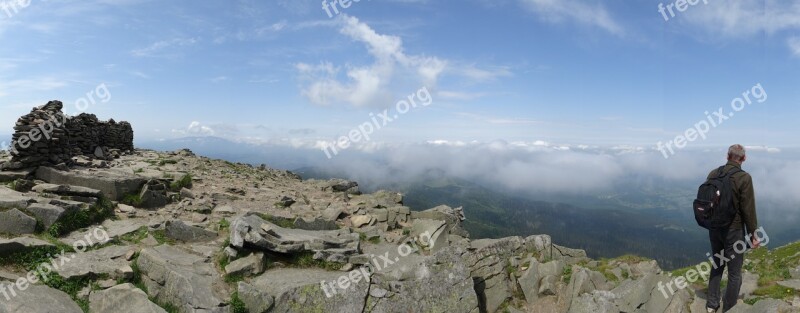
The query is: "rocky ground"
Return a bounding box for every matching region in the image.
[0,148,798,313]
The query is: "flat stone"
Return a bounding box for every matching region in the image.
[54,245,130,279]
[89,283,167,313]
[0,282,83,313]
[164,219,217,243]
[32,183,103,198]
[252,268,369,312]
[0,187,34,210]
[230,213,359,263]
[60,219,143,247]
[136,245,227,313]
[0,236,54,254]
[294,216,339,231]
[778,279,800,290]
[35,166,145,201]
[0,168,34,182]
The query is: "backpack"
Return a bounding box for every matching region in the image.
[693,166,742,229]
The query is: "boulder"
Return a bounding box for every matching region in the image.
[365,246,480,313]
[237,282,273,313]
[0,282,83,313]
[467,236,525,313]
[164,220,217,243]
[0,187,34,210]
[0,208,37,235]
[518,257,540,303]
[0,168,34,183]
[136,245,228,313]
[252,268,369,312]
[351,215,374,228]
[60,219,142,247]
[54,245,131,280]
[0,237,54,254]
[225,252,266,277]
[25,203,68,228]
[35,167,145,201]
[139,180,168,208]
[32,183,103,198]
[230,213,360,263]
[89,283,167,313]
[294,216,339,231]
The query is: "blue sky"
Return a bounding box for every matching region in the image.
[1,0,799,149]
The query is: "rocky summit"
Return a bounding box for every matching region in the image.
[0,103,798,313]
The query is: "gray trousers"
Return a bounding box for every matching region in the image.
[706,228,745,312]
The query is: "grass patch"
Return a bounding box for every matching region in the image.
[47,197,115,237]
[224,273,245,284]
[290,252,342,271]
[255,213,295,229]
[158,159,178,166]
[219,218,230,230]
[169,174,193,192]
[230,292,250,313]
[0,245,63,269]
[121,193,143,207]
[562,266,573,283]
[42,273,93,312]
[117,226,149,244]
[150,229,176,245]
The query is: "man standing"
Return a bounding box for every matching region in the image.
[706,144,761,312]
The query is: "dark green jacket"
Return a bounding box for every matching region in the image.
[707,161,758,234]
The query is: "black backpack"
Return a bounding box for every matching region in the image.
[693,166,742,229]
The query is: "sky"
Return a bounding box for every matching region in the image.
[3,0,800,255]
[1,0,799,152]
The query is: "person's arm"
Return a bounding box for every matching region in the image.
[740,173,759,245]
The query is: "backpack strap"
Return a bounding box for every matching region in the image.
[716,166,726,178]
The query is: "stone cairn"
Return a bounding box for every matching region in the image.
[2,100,134,170]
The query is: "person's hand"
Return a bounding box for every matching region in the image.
[750,235,761,249]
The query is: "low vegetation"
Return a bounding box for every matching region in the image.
[47,197,115,237]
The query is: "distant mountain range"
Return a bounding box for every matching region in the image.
[141,136,800,271]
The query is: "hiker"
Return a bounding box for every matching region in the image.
[704,144,761,312]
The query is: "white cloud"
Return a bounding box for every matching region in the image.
[683,1,800,38]
[520,0,624,36]
[131,37,199,57]
[172,121,215,136]
[745,145,781,153]
[789,37,800,56]
[297,16,447,107]
[0,77,68,97]
[437,91,487,101]
[297,16,506,107]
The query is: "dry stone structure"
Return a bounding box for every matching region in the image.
[2,100,133,170]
